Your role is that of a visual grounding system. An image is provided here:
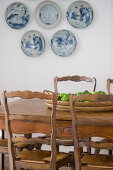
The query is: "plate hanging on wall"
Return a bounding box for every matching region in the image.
[35,0,61,29]
[5,2,30,29]
[21,30,46,57]
[66,0,93,29]
[51,30,77,57]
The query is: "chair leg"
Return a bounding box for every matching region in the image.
[24,133,32,138]
[34,143,42,150]
[87,137,91,154]
[56,144,59,151]
[16,148,24,170]
[70,163,75,170]
[0,154,4,170]
[94,148,100,155]
[0,130,5,170]
[109,150,112,155]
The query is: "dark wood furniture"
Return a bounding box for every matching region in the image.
[2,90,73,170]
[70,94,113,170]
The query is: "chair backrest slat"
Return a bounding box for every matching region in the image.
[72,93,113,102]
[2,90,57,170]
[5,90,53,100]
[54,75,96,94]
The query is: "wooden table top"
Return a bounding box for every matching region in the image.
[0,98,113,124]
[0,98,113,137]
[0,98,71,120]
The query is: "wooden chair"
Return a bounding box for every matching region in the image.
[107,78,113,94]
[96,78,113,155]
[0,101,29,170]
[54,75,96,153]
[54,75,96,94]
[2,90,73,170]
[0,131,31,170]
[70,94,113,170]
[0,97,7,170]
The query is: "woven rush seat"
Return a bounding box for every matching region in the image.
[82,154,113,167]
[16,149,72,163]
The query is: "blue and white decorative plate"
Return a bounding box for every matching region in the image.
[66,1,93,29]
[35,1,61,29]
[51,30,77,57]
[21,30,46,57]
[5,2,30,29]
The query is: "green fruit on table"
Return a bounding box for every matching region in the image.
[57,95,61,100]
[97,91,106,95]
[77,92,83,95]
[61,94,69,101]
[83,90,90,94]
[59,93,65,98]
[84,100,90,102]
[92,92,97,94]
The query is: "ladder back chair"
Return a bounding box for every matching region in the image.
[54,75,96,154]
[2,90,73,170]
[0,97,8,170]
[70,94,113,170]
[97,78,113,155]
[0,99,29,170]
[54,75,96,95]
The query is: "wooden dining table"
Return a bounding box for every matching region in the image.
[0,98,113,169]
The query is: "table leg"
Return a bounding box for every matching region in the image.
[0,130,5,170]
[16,134,32,170]
[87,137,91,154]
[0,154,4,170]
[24,133,32,138]
[0,100,3,170]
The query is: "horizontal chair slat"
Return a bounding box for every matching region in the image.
[57,75,93,82]
[79,141,113,149]
[5,90,53,100]
[72,94,113,102]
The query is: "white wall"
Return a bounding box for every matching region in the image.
[0,0,113,94]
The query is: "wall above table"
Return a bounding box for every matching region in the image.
[0,0,112,95]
